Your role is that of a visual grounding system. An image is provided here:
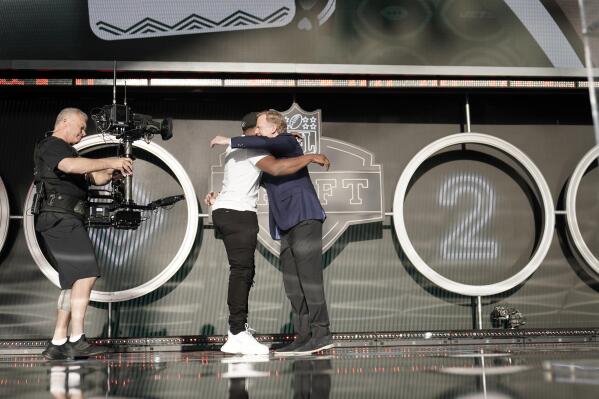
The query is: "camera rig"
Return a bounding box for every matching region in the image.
[87,67,184,230]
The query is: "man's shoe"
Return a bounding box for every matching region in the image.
[273,335,311,357]
[67,335,108,358]
[220,325,269,355]
[43,342,73,361]
[291,335,334,355]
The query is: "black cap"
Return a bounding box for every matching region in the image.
[241,112,258,131]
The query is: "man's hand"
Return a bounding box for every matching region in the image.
[111,170,125,181]
[108,157,133,176]
[88,168,121,186]
[310,154,330,171]
[291,132,304,142]
[210,136,231,148]
[204,191,218,206]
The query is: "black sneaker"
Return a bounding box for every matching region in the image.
[274,335,311,357]
[291,335,334,355]
[67,335,109,358]
[42,342,73,361]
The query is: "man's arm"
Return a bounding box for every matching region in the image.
[87,170,112,186]
[211,135,297,154]
[87,169,125,186]
[58,157,133,176]
[256,154,330,176]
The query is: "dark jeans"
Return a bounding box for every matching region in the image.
[280,220,330,340]
[212,208,259,335]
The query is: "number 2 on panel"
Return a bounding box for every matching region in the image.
[438,174,499,261]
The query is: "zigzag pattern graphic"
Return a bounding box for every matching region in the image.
[96,7,291,36]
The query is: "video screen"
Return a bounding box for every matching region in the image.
[0,1,590,74]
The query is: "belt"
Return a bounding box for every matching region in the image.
[42,193,86,217]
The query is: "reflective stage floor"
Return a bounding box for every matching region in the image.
[2,343,599,398]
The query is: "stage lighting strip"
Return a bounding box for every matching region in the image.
[0,78,595,89]
[577,81,599,88]
[22,135,199,303]
[565,145,599,275]
[369,80,438,88]
[393,133,555,297]
[151,79,221,87]
[509,80,576,88]
[224,79,296,87]
[296,79,368,87]
[75,78,148,86]
[439,80,509,88]
[2,329,599,350]
[0,78,71,86]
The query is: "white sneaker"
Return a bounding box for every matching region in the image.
[220,325,269,355]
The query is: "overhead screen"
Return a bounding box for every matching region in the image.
[0,0,591,75]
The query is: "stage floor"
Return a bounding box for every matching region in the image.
[2,343,599,398]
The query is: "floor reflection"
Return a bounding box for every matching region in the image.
[49,363,107,399]
[2,344,599,398]
[292,358,331,399]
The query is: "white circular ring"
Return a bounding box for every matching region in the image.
[565,145,599,274]
[23,134,199,302]
[0,176,9,255]
[393,133,555,296]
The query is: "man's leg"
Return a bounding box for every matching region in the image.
[38,216,71,345]
[53,310,70,341]
[287,220,331,346]
[69,277,96,338]
[213,209,267,355]
[39,213,105,359]
[214,209,259,334]
[52,289,71,342]
[280,233,310,338]
[224,226,257,334]
[274,231,312,355]
[43,290,73,360]
[67,276,108,358]
[58,216,107,356]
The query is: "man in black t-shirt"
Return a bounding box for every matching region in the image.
[35,107,133,360]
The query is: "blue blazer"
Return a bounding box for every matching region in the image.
[231,133,325,239]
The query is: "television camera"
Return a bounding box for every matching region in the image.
[86,71,184,230]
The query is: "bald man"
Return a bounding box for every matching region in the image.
[35,107,132,360]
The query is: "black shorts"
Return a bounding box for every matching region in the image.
[35,212,100,289]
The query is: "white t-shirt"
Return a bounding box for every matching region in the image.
[212,145,268,213]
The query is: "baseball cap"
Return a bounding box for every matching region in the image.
[241,112,258,131]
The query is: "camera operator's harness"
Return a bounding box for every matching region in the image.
[32,138,86,218]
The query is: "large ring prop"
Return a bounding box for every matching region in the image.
[565,145,599,274]
[393,133,555,296]
[23,134,199,302]
[0,176,9,255]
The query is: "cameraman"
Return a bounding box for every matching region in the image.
[34,108,133,360]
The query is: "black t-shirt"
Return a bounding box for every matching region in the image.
[36,136,88,200]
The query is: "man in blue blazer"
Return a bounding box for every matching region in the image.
[211,110,333,355]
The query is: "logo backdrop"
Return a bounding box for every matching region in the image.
[211,103,384,256]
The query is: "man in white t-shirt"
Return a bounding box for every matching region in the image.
[205,112,330,355]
